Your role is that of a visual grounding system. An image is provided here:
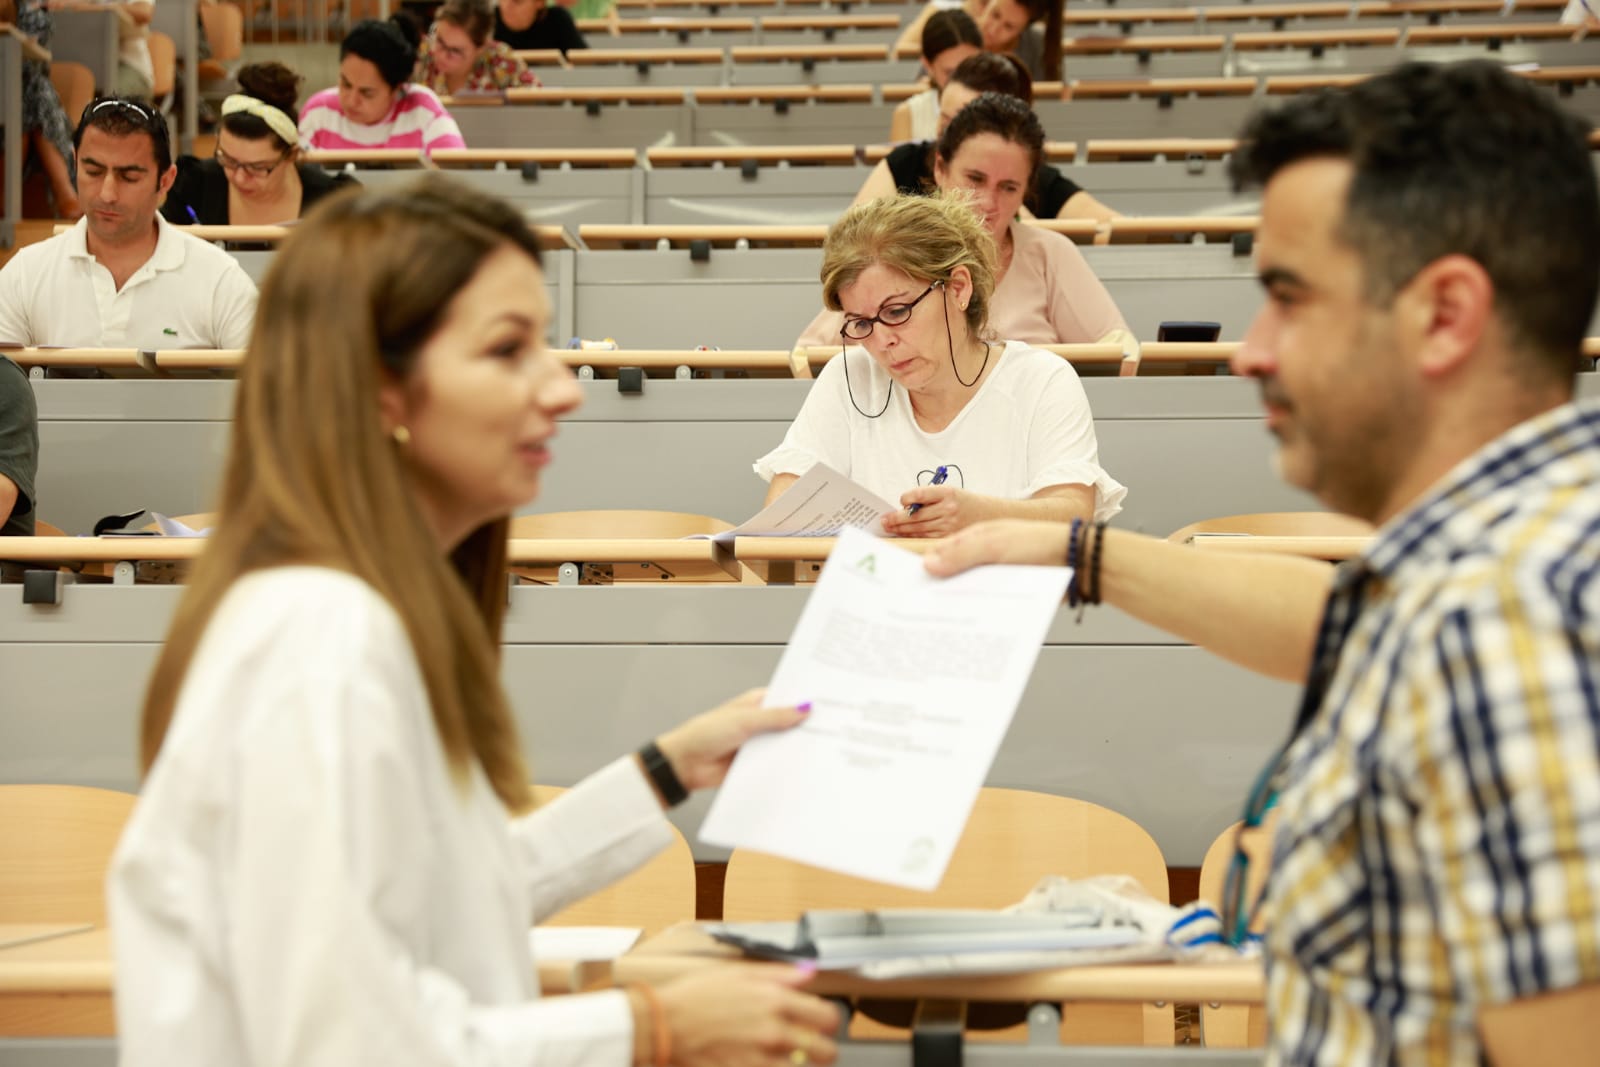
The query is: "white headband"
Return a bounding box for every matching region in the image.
[220,94,300,149]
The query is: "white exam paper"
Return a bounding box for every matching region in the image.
[698,463,894,544]
[700,527,1071,891]
[528,926,642,961]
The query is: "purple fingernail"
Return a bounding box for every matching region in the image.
[797,702,813,714]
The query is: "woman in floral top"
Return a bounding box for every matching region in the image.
[414,0,540,96]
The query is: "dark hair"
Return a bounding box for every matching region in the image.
[937,92,1045,180]
[948,51,1033,106]
[341,15,421,88]
[1015,0,1063,81]
[1231,60,1600,377]
[222,61,302,150]
[436,0,495,46]
[922,9,982,64]
[72,95,172,172]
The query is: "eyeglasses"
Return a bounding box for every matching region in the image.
[215,146,288,179]
[78,97,172,156]
[429,28,472,61]
[840,282,942,341]
[1217,752,1282,948]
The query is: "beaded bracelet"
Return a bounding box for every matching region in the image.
[1065,517,1084,608]
[1088,521,1107,606]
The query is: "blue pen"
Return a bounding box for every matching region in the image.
[184,205,198,224]
[908,465,948,515]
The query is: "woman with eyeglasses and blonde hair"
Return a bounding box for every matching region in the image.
[163,62,358,226]
[758,190,1125,539]
[414,0,540,96]
[110,174,841,1067]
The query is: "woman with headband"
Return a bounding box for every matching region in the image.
[756,192,1125,538]
[163,63,358,227]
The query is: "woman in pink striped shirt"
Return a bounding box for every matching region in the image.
[298,16,467,156]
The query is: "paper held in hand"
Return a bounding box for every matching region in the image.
[690,463,894,543]
[700,527,1071,891]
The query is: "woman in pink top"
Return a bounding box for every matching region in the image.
[797,94,1130,351]
[298,16,467,155]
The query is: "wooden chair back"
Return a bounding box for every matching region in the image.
[48,62,95,129]
[199,0,243,64]
[1195,809,1280,1048]
[724,788,1173,1046]
[530,785,697,938]
[0,785,137,924]
[147,31,176,101]
[512,510,732,539]
[1168,511,1374,543]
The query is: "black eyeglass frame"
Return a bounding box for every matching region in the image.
[214,145,291,179]
[839,281,942,342]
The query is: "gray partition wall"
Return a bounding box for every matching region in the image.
[0,573,1299,868]
[32,375,1325,537]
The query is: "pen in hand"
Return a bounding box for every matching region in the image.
[907,465,949,515]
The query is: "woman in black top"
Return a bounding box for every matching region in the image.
[494,0,587,52]
[162,62,358,227]
[857,53,1117,223]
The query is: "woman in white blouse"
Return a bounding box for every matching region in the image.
[757,191,1125,538]
[110,175,841,1067]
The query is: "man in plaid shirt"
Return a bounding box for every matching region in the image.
[928,59,1600,1064]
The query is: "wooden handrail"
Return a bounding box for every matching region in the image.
[578,223,830,248]
[1062,35,1226,55]
[646,145,860,166]
[1084,138,1237,162]
[729,44,890,61]
[1231,28,1402,49]
[430,148,639,169]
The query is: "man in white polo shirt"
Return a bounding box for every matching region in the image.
[0,97,258,352]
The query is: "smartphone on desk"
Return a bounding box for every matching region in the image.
[1156,321,1222,343]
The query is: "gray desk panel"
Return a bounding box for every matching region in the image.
[693,103,898,148]
[730,60,919,86]
[644,166,867,224]
[317,165,641,225]
[1037,98,1259,143]
[591,30,763,48]
[32,375,1318,542]
[453,105,694,150]
[539,64,730,88]
[0,583,1296,866]
[1063,53,1227,81]
[45,10,119,94]
[1,32,20,250]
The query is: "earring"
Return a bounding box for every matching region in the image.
[391,425,411,447]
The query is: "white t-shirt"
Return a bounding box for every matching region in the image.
[903,87,938,141]
[754,339,1126,521]
[110,566,674,1067]
[0,215,258,350]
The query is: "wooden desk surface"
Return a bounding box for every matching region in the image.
[0,924,94,952]
[617,925,1267,1005]
[1187,534,1371,561]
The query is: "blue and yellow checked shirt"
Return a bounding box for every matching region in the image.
[1265,399,1600,1066]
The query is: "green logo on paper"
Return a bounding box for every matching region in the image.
[855,554,876,574]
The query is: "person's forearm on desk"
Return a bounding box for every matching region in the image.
[927,520,1332,682]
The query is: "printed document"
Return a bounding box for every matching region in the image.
[699,463,894,544]
[700,527,1071,890]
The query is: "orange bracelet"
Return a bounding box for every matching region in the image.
[629,983,670,1067]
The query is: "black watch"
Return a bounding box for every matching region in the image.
[638,740,689,808]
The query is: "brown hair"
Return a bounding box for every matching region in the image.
[820,191,999,338]
[435,0,496,46]
[139,174,542,812]
[1016,0,1063,81]
[222,62,303,151]
[949,50,1033,105]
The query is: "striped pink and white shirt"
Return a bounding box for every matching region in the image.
[297,86,467,155]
